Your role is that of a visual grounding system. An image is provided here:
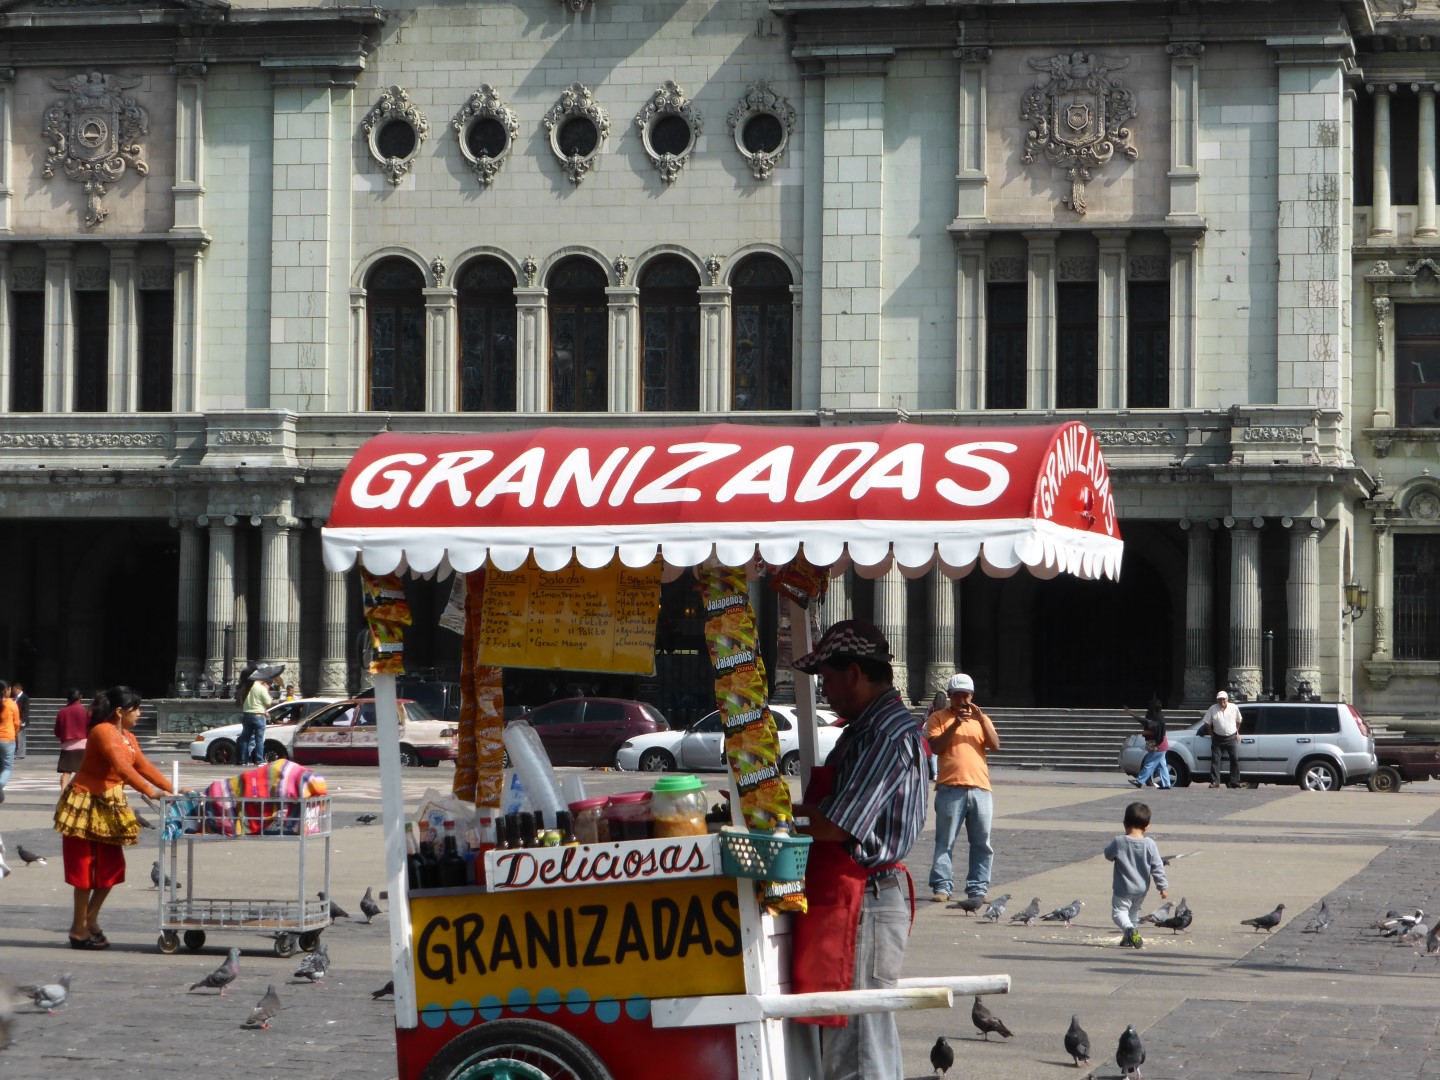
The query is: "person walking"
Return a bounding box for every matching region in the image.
[12,680,28,759]
[53,686,173,949]
[1132,697,1171,789]
[790,619,929,1080]
[1203,689,1243,788]
[1103,801,1168,949]
[236,665,275,766]
[54,688,90,791]
[0,680,18,803]
[926,672,1000,904]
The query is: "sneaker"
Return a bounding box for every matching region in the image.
[932,891,951,903]
[1129,779,1143,787]
[1131,931,1144,949]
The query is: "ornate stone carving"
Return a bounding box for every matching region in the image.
[1405,256,1440,279]
[635,81,702,184]
[171,63,208,79]
[430,255,446,287]
[1165,42,1205,59]
[361,86,429,186]
[704,254,722,286]
[1020,52,1138,215]
[1408,490,1440,519]
[75,266,109,290]
[1373,296,1392,323]
[452,84,518,187]
[612,254,630,286]
[0,431,167,448]
[727,80,797,181]
[522,255,538,287]
[1372,259,1394,276]
[987,257,1025,282]
[956,47,991,64]
[11,267,43,291]
[139,265,172,289]
[1129,255,1168,280]
[216,429,274,445]
[543,83,609,185]
[560,0,591,9]
[1057,256,1097,281]
[1092,428,1178,445]
[1241,426,1303,442]
[42,71,150,229]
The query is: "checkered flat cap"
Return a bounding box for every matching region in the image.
[793,619,892,673]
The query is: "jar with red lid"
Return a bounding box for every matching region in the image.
[568,796,610,845]
[605,791,653,841]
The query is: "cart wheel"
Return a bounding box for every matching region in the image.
[183,930,207,952]
[298,930,322,952]
[158,932,180,954]
[273,934,298,958]
[421,1018,615,1080]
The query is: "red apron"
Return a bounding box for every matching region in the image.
[789,766,906,1027]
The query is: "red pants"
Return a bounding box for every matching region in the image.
[62,835,126,889]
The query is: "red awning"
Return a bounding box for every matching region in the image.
[321,422,1122,581]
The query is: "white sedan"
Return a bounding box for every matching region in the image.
[615,704,842,775]
[189,698,338,765]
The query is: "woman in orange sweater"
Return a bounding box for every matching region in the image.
[53,686,173,949]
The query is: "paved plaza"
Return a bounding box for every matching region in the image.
[2,750,1438,1079]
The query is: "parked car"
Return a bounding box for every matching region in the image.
[1368,739,1440,791]
[289,698,458,768]
[1118,701,1377,791]
[356,677,461,722]
[520,697,669,768]
[615,704,842,775]
[189,698,339,765]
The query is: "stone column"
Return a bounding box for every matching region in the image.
[1285,518,1323,698]
[1418,84,1438,238]
[698,282,732,411]
[172,518,206,692]
[202,515,238,688]
[1181,519,1216,705]
[1167,231,1199,408]
[1226,518,1264,700]
[1166,43,1204,219]
[259,518,291,666]
[233,523,252,672]
[0,70,13,234]
[287,523,303,683]
[105,242,139,412]
[170,241,203,412]
[820,568,851,629]
[1372,296,1393,427]
[1024,231,1058,409]
[514,285,548,411]
[1096,232,1129,409]
[924,569,957,699]
[42,242,75,413]
[172,63,206,231]
[873,565,909,700]
[349,289,368,410]
[320,566,350,697]
[955,47,990,223]
[953,235,987,410]
[424,285,458,411]
[1371,522,1392,660]
[1369,83,1394,238]
[0,250,9,411]
[607,284,640,411]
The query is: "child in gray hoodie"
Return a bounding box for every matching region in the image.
[1104,801,1168,948]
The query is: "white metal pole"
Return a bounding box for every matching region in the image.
[373,672,417,1028]
[789,597,818,793]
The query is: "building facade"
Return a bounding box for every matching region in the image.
[0,0,1433,721]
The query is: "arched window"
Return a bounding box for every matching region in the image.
[367,258,426,411]
[548,257,609,411]
[731,255,793,410]
[457,259,517,411]
[639,256,700,411]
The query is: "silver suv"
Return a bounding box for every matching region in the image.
[1120,702,1377,791]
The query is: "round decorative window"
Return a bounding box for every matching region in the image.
[740,113,784,155]
[727,80,797,182]
[635,81,702,185]
[558,116,599,157]
[466,117,508,159]
[362,85,429,185]
[544,83,610,185]
[651,115,692,156]
[452,85,518,187]
[376,119,418,160]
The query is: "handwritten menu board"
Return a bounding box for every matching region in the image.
[477,557,660,674]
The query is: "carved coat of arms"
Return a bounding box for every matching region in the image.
[42,71,150,229]
[1020,52,1138,215]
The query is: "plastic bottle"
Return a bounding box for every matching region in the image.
[518,811,536,849]
[557,809,579,846]
[417,836,441,890]
[503,721,567,826]
[405,823,424,891]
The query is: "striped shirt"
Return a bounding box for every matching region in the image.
[819,688,929,869]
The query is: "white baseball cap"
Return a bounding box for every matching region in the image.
[1216,690,1229,699]
[947,673,975,694]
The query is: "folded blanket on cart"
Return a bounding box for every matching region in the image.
[196,762,329,837]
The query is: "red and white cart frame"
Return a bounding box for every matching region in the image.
[322,421,1123,1080]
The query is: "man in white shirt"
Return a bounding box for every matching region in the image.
[1203,689,1243,788]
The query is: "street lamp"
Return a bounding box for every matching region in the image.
[1343,580,1369,622]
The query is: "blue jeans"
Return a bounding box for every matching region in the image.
[1135,749,1172,788]
[0,739,13,790]
[816,880,908,1080]
[238,713,266,765]
[929,784,994,897]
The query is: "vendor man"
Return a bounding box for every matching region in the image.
[791,620,929,1080]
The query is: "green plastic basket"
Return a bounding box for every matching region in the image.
[718,830,812,881]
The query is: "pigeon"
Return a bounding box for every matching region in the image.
[150,861,182,890]
[1138,900,1173,926]
[293,942,329,984]
[1398,920,1430,946]
[190,947,241,995]
[947,895,986,916]
[318,891,350,920]
[981,893,1012,922]
[1240,903,1285,933]
[1303,900,1332,934]
[1009,897,1042,925]
[1064,1014,1091,1067]
[930,1035,955,1077]
[360,886,382,924]
[371,979,394,1000]
[1041,899,1085,927]
[15,845,46,867]
[971,995,1013,1040]
[18,973,71,1014]
[1380,909,1425,937]
[1160,850,1199,867]
[242,984,282,1030]
[1116,1024,1146,1080]
[1155,906,1194,934]
[1417,924,1440,956]
[356,814,378,825]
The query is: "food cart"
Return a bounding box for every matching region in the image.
[321,421,1123,1080]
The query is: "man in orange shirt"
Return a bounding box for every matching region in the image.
[926,672,1001,903]
[0,680,19,803]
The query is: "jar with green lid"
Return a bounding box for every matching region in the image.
[650,774,708,838]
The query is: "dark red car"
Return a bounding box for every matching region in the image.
[521,697,670,767]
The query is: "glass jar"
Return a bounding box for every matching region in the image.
[605,791,654,841]
[650,775,708,838]
[569,797,610,845]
